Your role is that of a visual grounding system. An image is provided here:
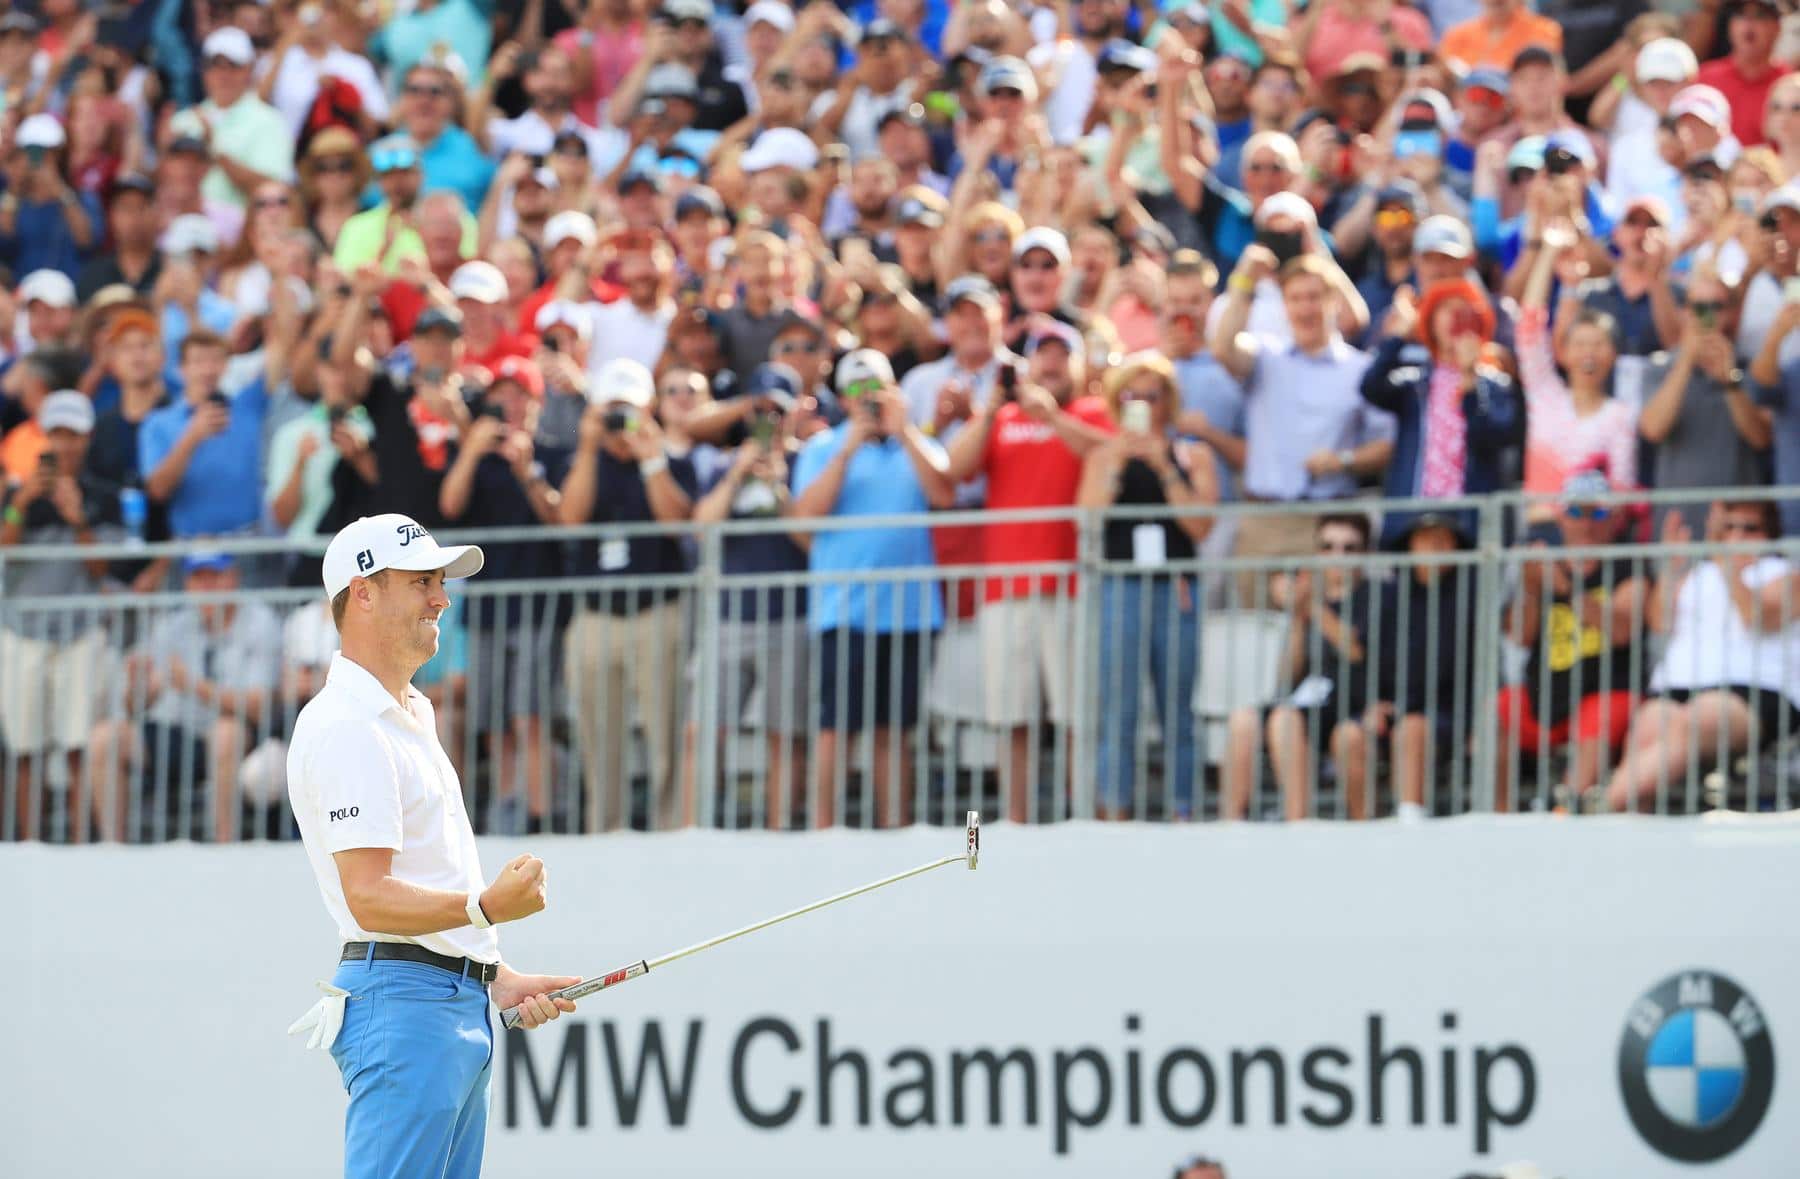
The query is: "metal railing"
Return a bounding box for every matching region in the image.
[4,489,1800,841]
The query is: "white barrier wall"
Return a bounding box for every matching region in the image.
[7,818,1800,1178]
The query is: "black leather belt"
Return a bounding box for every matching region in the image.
[341,941,498,986]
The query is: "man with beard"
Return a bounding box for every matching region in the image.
[473,42,612,160]
[1030,0,1127,144]
[584,234,677,376]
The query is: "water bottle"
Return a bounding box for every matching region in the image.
[120,487,146,547]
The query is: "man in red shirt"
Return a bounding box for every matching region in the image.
[945,317,1114,821]
[449,261,535,372]
[1697,0,1791,146]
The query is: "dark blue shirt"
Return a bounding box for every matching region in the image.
[441,446,568,629]
[0,191,102,279]
[704,458,808,623]
[576,449,699,615]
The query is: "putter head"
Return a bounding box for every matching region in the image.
[965,810,980,870]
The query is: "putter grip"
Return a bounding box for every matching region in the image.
[500,960,650,1029]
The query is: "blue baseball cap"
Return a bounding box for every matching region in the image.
[183,550,237,574]
[746,362,802,406]
[369,138,420,174]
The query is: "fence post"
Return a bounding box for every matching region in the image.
[693,526,724,830]
[1071,508,1097,822]
[1468,497,1504,814]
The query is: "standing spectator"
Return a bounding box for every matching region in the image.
[440,358,565,834]
[1749,281,1800,537]
[395,59,496,213]
[1497,469,1647,811]
[1602,39,1697,218]
[0,114,99,280]
[0,391,121,841]
[1222,512,1379,821]
[714,230,797,385]
[1639,266,1772,538]
[1027,0,1121,145]
[332,139,426,272]
[1361,278,1524,546]
[298,128,372,255]
[1440,0,1563,72]
[1213,250,1392,601]
[89,551,282,843]
[1766,74,1800,178]
[555,0,649,124]
[171,28,292,220]
[946,320,1113,821]
[793,350,954,828]
[612,0,751,134]
[1295,0,1433,84]
[1352,182,1428,343]
[814,18,922,159]
[74,175,162,303]
[1163,251,1247,525]
[558,359,697,832]
[1566,197,1683,358]
[1076,352,1218,819]
[10,270,79,360]
[266,339,373,558]
[261,1,390,136]
[584,233,676,376]
[138,330,267,540]
[1607,501,1800,811]
[473,42,610,161]
[690,364,814,829]
[1696,0,1791,148]
[1514,229,1642,512]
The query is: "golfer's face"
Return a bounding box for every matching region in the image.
[378,568,451,658]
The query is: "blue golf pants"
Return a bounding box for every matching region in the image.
[328,949,494,1179]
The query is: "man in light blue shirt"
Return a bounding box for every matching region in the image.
[138,330,267,539]
[792,349,954,827]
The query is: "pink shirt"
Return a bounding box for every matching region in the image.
[555,22,647,125]
[1516,306,1639,497]
[1303,7,1432,83]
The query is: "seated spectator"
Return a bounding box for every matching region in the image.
[1222,512,1377,821]
[139,330,267,540]
[946,319,1113,822]
[1362,277,1523,546]
[0,114,100,280]
[0,391,122,841]
[557,359,697,832]
[691,363,814,829]
[1334,513,1476,821]
[1076,352,1218,820]
[439,357,565,834]
[1516,226,1641,513]
[1497,469,1647,811]
[1606,501,1800,812]
[89,551,282,842]
[793,350,954,828]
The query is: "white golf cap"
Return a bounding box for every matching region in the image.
[1636,37,1698,85]
[745,0,794,31]
[589,357,655,407]
[321,514,484,600]
[1013,226,1071,265]
[545,209,598,251]
[16,113,66,150]
[1670,84,1732,129]
[202,26,256,66]
[161,212,221,255]
[449,260,508,304]
[1413,214,1474,259]
[835,348,895,393]
[37,390,94,434]
[534,298,593,339]
[739,126,819,173]
[1254,190,1318,227]
[18,268,76,308]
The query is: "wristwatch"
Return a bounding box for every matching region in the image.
[466,893,493,929]
[1336,449,1356,474]
[1725,367,1746,388]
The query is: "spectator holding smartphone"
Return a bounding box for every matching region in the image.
[0,114,99,280]
[138,329,268,540]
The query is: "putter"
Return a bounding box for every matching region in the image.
[501,811,981,1029]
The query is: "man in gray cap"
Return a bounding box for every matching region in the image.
[0,390,122,841]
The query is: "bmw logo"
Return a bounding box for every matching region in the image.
[1618,970,1776,1162]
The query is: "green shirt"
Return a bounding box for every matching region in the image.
[332,204,480,273]
[264,404,372,539]
[179,95,293,210]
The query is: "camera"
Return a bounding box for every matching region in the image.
[603,408,633,433]
[997,361,1020,403]
[207,391,230,409]
[750,411,778,448]
[477,402,506,422]
[327,405,347,425]
[39,450,58,475]
[1257,227,1305,267]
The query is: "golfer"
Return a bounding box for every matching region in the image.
[287,513,579,1179]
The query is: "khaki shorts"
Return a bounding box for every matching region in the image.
[978,596,1073,726]
[0,628,110,753]
[925,618,986,723]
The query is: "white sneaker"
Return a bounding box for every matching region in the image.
[1396,801,1427,824]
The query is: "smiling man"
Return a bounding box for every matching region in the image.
[286,513,580,1179]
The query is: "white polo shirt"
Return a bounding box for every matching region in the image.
[287,652,499,963]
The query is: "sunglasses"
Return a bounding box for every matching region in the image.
[1623,213,1661,229]
[1565,505,1611,521]
[404,83,450,99]
[774,339,820,355]
[1686,165,1724,182]
[1508,166,1539,185]
[1690,300,1725,316]
[1465,88,1507,111]
[842,377,884,399]
[1375,208,1416,230]
[673,17,707,29]
[972,228,1011,244]
[313,156,357,175]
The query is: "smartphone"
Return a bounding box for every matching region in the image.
[327,405,347,425]
[1257,228,1305,266]
[24,145,45,168]
[750,412,777,448]
[1122,400,1151,434]
[997,362,1019,403]
[207,391,230,410]
[477,402,506,422]
[38,450,58,475]
[1696,305,1718,331]
[543,335,561,353]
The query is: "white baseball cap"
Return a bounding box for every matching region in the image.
[18,269,76,309]
[545,209,598,251]
[37,390,94,434]
[835,348,895,393]
[1253,190,1318,227]
[1013,226,1071,265]
[534,298,593,339]
[1670,84,1732,129]
[202,26,256,66]
[588,358,655,408]
[739,127,819,173]
[16,113,66,150]
[321,514,484,600]
[745,0,795,31]
[449,260,508,304]
[1636,37,1698,85]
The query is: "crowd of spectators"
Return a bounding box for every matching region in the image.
[7,0,1800,840]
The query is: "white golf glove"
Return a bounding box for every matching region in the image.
[286,980,352,1051]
